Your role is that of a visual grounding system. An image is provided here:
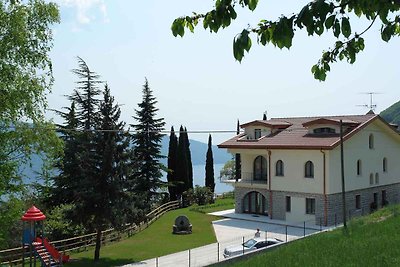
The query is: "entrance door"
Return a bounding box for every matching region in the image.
[243,191,268,215]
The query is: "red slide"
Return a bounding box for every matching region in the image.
[35,237,70,263]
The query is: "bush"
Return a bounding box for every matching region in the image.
[182,186,214,207]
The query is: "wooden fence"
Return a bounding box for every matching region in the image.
[0,200,181,266]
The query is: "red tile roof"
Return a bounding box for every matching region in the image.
[218,114,381,150]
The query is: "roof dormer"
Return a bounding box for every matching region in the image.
[302,118,359,135]
[239,120,292,141]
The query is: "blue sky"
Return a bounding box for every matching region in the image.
[47,0,400,144]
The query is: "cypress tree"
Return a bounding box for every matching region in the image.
[205,134,215,192]
[176,125,188,196]
[235,120,241,182]
[167,126,178,200]
[130,79,165,209]
[263,113,267,120]
[184,127,193,190]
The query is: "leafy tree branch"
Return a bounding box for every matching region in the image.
[172,0,400,81]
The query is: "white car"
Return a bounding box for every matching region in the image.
[223,237,282,258]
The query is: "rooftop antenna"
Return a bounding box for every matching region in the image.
[357,92,382,112]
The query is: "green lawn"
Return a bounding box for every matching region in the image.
[190,197,235,214]
[66,197,234,267]
[216,205,400,267]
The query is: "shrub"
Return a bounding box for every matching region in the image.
[183,186,214,206]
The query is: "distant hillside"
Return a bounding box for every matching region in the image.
[380,101,400,125]
[21,136,231,182]
[160,136,231,166]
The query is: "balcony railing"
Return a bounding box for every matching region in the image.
[220,172,267,185]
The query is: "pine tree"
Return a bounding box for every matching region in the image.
[130,79,165,209]
[91,84,131,260]
[205,134,215,192]
[50,101,80,205]
[167,126,178,201]
[235,120,241,182]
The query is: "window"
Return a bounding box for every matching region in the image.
[373,193,378,206]
[375,173,379,184]
[254,129,262,139]
[355,195,361,210]
[357,160,362,176]
[305,161,314,178]
[286,196,291,212]
[369,173,374,185]
[306,198,315,214]
[313,127,335,134]
[276,160,284,176]
[369,134,374,149]
[382,190,387,207]
[383,158,387,172]
[253,156,267,181]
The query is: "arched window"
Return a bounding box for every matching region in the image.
[369,134,374,149]
[276,160,284,176]
[369,173,374,185]
[383,158,387,172]
[357,160,362,176]
[375,173,379,184]
[305,161,314,178]
[253,156,267,181]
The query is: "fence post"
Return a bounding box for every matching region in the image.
[242,236,245,255]
[156,257,158,267]
[188,249,191,267]
[303,221,306,236]
[217,243,220,262]
[285,225,288,242]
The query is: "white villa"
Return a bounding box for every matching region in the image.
[218,112,400,226]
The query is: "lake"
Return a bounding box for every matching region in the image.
[163,163,233,194]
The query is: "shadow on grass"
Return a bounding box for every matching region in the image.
[65,257,138,267]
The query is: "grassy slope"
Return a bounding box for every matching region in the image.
[66,198,234,267]
[219,206,400,267]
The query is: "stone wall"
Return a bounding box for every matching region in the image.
[233,182,400,226]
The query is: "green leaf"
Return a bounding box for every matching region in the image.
[315,20,324,35]
[381,24,394,42]
[229,6,237,19]
[248,0,258,11]
[171,19,185,37]
[325,15,335,29]
[341,17,351,38]
[333,19,340,38]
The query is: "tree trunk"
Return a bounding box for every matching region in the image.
[94,228,102,261]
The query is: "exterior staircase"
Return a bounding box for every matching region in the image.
[32,241,60,267]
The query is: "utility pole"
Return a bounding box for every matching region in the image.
[235,119,241,182]
[340,120,347,228]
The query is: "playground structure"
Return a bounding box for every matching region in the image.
[21,206,69,267]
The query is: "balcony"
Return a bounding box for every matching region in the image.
[220,172,268,186]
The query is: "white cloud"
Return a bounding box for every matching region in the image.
[53,0,109,24]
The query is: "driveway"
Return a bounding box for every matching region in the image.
[121,210,328,267]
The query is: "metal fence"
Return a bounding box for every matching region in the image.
[123,220,326,267]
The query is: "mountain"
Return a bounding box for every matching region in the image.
[160,136,231,166]
[380,101,400,125]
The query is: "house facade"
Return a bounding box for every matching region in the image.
[218,113,400,226]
